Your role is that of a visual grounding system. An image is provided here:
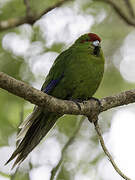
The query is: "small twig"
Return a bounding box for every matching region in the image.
[0,0,135,30]
[96,0,135,26]
[37,0,72,20]
[124,0,135,17]
[50,117,84,180]
[0,0,73,31]
[93,119,131,180]
[24,0,32,19]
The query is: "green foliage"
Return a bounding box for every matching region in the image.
[0,0,26,20]
[57,115,83,137]
[56,165,70,180]
[48,43,65,53]
[11,171,29,180]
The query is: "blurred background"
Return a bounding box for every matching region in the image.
[0,0,135,179]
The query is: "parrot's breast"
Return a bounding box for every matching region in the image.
[66,57,104,99]
[51,51,104,100]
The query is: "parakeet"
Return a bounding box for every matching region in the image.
[6,33,105,168]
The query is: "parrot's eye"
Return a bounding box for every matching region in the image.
[92,40,100,47]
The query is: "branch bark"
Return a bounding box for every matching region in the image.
[124,0,135,17]
[0,72,135,117]
[24,0,32,19]
[0,0,72,31]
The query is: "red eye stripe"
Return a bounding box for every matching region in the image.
[88,33,101,42]
[80,40,86,43]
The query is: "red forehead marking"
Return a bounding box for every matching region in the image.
[88,33,101,42]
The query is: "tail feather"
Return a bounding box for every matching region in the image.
[18,106,42,129]
[6,111,60,168]
[17,106,42,141]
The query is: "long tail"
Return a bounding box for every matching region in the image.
[6,109,59,168]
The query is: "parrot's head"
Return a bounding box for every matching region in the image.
[74,33,102,56]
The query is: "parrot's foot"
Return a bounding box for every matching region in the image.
[88,97,101,107]
[70,98,83,111]
[69,97,101,111]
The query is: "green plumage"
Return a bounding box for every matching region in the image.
[6,33,105,167]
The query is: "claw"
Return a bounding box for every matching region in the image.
[70,98,83,111]
[89,97,101,106]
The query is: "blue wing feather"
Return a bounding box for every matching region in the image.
[42,73,64,94]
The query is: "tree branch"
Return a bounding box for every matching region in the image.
[1,0,135,31]
[0,0,72,31]
[93,119,131,180]
[0,72,135,117]
[95,0,135,27]
[0,72,135,116]
[124,0,135,17]
[0,72,101,117]
[24,0,32,19]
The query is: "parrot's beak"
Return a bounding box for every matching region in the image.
[93,45,101,56]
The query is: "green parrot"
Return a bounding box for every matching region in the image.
[6,33,104,168]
